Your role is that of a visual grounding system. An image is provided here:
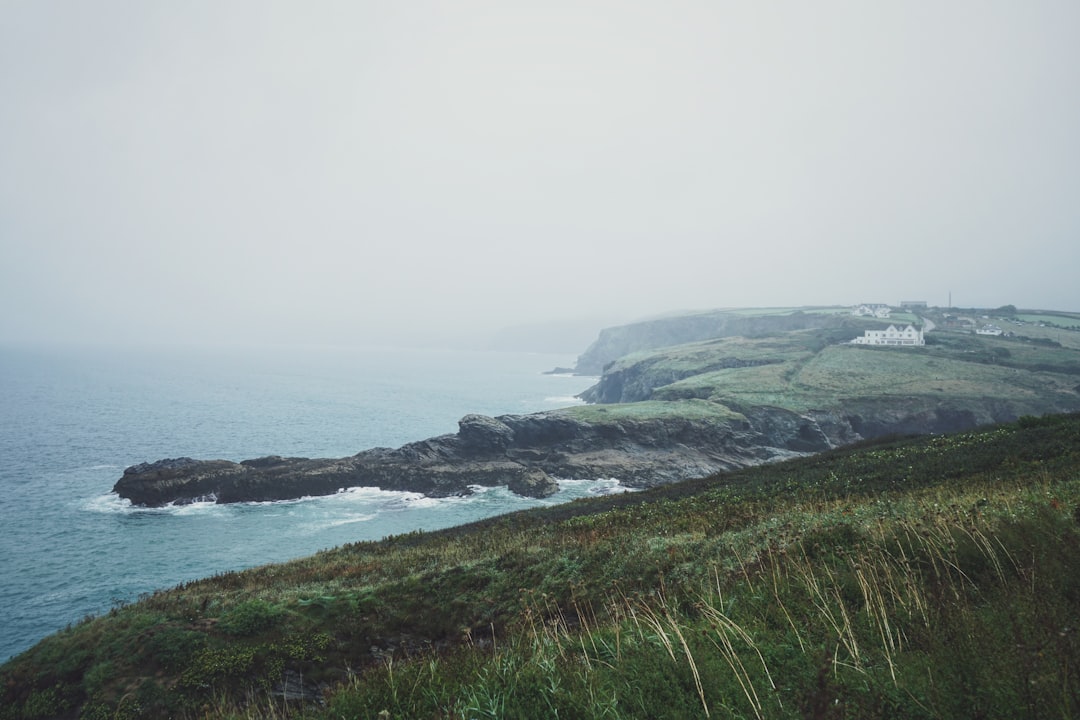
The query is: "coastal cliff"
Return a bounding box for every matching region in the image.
[114,405,797,506]
[115,308,1080,507]
[113,394,1065,507]
[572,308,856,375]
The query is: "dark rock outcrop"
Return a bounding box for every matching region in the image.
[115,406,804,507]
[114,310,1080,507]
[113,393,1062,508]
[580,356,781,404]
[114,455,365,506]
[457,414,514,453]
[507,468,559,499]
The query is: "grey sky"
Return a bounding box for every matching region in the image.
[2,1,1078,348]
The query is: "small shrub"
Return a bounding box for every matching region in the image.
[217,599,281,637]
[180,645,258,690]
[21,685,66,719]
[82,660,114,698]
[146,625,207,670]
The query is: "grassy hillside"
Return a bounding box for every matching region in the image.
[592,323,1080,419]
[572,307,863,375]
[4,413,1080,719]
[658,340,1079,408]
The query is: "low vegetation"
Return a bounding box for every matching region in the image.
[558,398,745,424]
[603,320,1080,416]
[4,413,1080,718]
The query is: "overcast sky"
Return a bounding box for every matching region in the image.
[2,1,1078,348]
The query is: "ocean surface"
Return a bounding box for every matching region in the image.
[0,343,605,662]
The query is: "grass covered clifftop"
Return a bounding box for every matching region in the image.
[5,413,1080,718]
[579,310,1080,427]
[572,307,858,375]
[109,307,1080,507]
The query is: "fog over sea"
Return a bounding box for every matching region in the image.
[0,344,606,661]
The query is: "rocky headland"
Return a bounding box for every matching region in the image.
[114,307,1080,507]
[572,308,856,375]
[114,408,793,506]
[112,398,1043,507]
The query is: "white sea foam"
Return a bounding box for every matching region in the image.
[385,494,440,510]
[82,493,224,516]
[322,485,437,510]
[168,498,228,516]
[82,493,134,514]
[242,497,310,508]
[321,515,377,527]
[453,484,487,495]
[81,478,633,519]
[333,485,416,501]
[555,477,637,496]
[296,514,379,535]
[543,395,585,404]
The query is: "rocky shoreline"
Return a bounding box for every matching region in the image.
[113,397,1013,507]
[112,410,764,506]
[115,307,1080,507]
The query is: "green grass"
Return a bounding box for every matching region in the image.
[971,310,1080,350]
[603,334,813,374]
[717,305,870,317]
[1016,311,1080,328]
[795,344,1065,398]
[926,329,1080,367]
[654,361,802,407]
[4,414,1080,718]
[643,331,1080,416]
[715,307,805,316]
[884,310,921,324]
[558,399,745,423]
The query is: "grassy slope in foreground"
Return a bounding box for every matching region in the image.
[4,413,1080,719]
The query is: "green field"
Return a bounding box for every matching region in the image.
[1016,312,1080,329]
[558,398,745,424]
[943,308,1080,350]
[621,326,1080,416]
[884,310,921,324]
[607,332,822,374]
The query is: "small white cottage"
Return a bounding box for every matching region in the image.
[851,324,925,346]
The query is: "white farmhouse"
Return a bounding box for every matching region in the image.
[851,324,925,346]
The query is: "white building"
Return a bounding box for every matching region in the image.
[851,324,925,346]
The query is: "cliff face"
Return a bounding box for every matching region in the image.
[114,311,1080,507]
[118,396,1080,509]
[574,310,855,375]
[112,396,1042,507]
[578,322,1080,428]
[113,406,831,507]
[581,356,780,404]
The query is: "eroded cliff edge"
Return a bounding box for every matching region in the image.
[114,310,1080,507]
[114,407,774,506]
[113,395,1036,507]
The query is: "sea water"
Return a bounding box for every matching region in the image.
[0,343,604,661]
